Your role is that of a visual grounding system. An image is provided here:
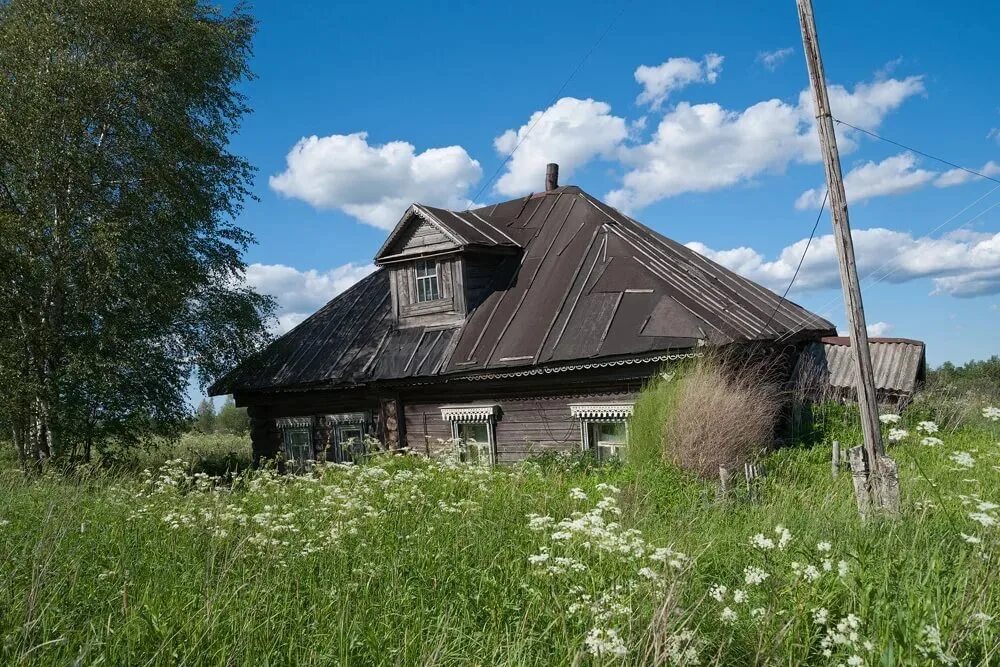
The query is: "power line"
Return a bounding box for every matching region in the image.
[471,2,631,203]
[834,118,1000,186]
[772,184,1000,344]
[758,189,828,336]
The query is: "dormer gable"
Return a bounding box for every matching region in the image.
[374,205,464,264]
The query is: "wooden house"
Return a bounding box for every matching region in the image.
[210,165,837,465]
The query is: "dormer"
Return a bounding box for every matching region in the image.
[374,203,521,329]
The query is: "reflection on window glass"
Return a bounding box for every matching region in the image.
[457,422,490,463]
[415,259,439,302]
[589,421,627,462]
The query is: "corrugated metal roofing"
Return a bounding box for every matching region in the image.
[212,186,837,394]
[795,336,926,396]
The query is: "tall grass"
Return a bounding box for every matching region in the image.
[1,404,998,664]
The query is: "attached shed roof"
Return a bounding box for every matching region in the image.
[794,336,927,397]
[212,186,836,395]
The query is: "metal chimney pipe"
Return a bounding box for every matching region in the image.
[545,163,559,191]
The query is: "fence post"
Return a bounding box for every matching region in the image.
[831,440,841,477]
[718,466,733,501]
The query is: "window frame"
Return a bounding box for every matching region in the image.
[569,403,635,462]
[414,259,440,303]
[440,404,500,465]
[277,416,315,466]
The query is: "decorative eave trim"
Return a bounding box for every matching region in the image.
[570,403,634,421]
[276,416,312,428]
[456,352,703,382]
[318,412,367,425]
[440,404,500,422]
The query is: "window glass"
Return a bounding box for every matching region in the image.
[415,259,440,302]
[457,421,490,464]
[589,421,627,462]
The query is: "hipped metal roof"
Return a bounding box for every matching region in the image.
[212,186,836,394]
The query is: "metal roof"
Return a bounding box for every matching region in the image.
[794,336,927,397]
[212,186,836,395]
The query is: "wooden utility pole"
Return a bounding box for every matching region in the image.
[796,0,896,514]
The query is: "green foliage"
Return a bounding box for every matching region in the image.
[2,415,998,664]
[215,396,249,435]
[193,398,217,434]
[0,0,274,464]
[929,356,1000,400]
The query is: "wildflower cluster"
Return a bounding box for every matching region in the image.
[525,485,691,661]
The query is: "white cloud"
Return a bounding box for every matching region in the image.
[269,132,482,229]
[756,48,794,72]
[607,75,925,212]
[934,160,1000,188]
[866,321,893,336]
[634,53,724,109]
[687,228,1000,298]
[246,262,377,333]
[795,153,936,209]
[493,97,627,196]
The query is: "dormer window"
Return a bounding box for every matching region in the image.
[415,259,439,302]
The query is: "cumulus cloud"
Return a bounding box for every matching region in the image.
[607,75,925,212]
[795,153,936,209]
[934,160,1000,188]
[493,97,627,196]
[246,262,377,333]
[269,132,482,229]
[634,53,724,109]
[756,48,794,71]
[866,321,893,336]
[687,228,1000,298]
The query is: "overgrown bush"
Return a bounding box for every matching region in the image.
[661,359,781,478]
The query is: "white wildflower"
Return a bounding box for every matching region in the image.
[879,414,901,424]
[569,487,588,501]
[775,525,792,549]
[920,437,943,447]
[970,612,993,626]
[916,421,939,434]
[732,589,747,604]
[816,541,832,553]
[960,533,982,544]
[977,500,999,511]
[982,406,1000,421]
[838,560,850,578]
[803,564,821,582]
[750,533,775,550]
[888,428,909,443]
[847,656,865,667]
[638,567,660,580]
[584,627,627,658]
[813,607,829,625]
[720,607,738,624]
[744,566,769,586]
[949,451,976,469]
[916,624,958,665]
[969,512,997,527]
[750,607,767,620]
[709,584,728,602]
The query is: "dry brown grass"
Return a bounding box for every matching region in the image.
[662,359,781,478]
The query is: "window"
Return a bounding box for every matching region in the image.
[441,405,500,464]
[277,417,315,467]
[414,259,439,302]
[569,403,634,462]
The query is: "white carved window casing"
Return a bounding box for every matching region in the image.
[569,403,634,462]
[415,259,440,302]
[440,404,499,464]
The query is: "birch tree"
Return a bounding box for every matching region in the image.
[0,0,274,465]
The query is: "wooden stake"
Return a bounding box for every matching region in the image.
[831,440,840,477]
[796,0,885,467]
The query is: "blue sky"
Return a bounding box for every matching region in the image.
[209,0,998,403]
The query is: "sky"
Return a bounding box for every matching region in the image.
[203,0,999,401]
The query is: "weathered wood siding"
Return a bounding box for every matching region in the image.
[392,219,457,258]
[403,391,636,463]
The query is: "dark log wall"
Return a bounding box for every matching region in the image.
[404,391,636,463]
